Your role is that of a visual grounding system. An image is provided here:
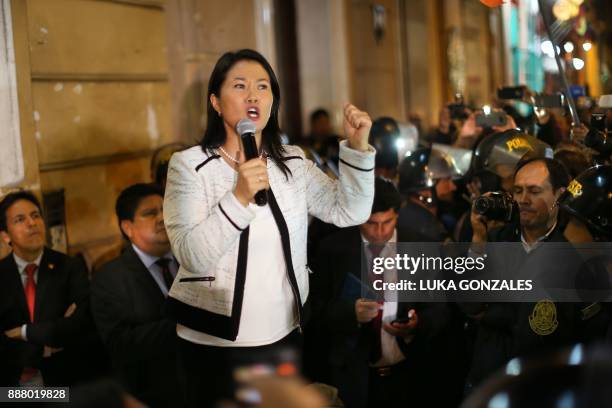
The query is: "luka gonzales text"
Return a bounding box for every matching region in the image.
[373,279,534,291]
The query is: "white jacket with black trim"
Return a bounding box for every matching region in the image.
[163,140,375,341]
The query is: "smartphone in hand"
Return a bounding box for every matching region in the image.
[391,316,413,325]
[476,111,507,128]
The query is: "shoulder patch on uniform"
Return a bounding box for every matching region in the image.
[529,299,558,336]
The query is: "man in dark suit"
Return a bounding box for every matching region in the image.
[91,183,180,407]
[306,177,464,408]
[0,191,92,386]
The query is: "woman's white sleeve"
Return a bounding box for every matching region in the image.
[163,154,255,275]
[306,140,376,226]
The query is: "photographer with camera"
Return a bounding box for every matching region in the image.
[496,85,569,147]
[454,129,553,242]
[563,94,611,165]
[464,157,582,390]
[470,157,568,248]
[454,107,517,151]
[428,94,471,146]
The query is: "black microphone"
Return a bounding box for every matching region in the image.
[236,119,267,206]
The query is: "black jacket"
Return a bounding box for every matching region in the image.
[91,245,180,408]
[305,226,464,408]
[397,201,450,242]
[465,220,582,387]
[0,248,93,386]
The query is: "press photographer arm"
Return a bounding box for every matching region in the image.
[470,192,506,253]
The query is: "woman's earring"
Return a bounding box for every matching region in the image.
[217,111,222,117]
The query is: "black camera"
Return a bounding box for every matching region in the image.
[475,111,507,128]
[533,93,564,108]
[497,86,527,100]
[474,192,517,222]
[591,112,608,133]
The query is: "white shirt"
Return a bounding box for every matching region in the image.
[362,230,407,367]
[131,244,177,297]
[468,219,559,258]
[520,219,558,253]
[14,252,43,287]
[177,201,298,347]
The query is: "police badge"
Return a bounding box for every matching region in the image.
[529,299,558,336]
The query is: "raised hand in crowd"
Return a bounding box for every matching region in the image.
[342,103,373,152]
[570,123,589,145]
[456,110,518,149]
[470,191,506,247]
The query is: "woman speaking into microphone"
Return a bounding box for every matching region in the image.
[163,48,375,406]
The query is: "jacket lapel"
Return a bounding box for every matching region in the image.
[347,228,364,282]
[34,248,55,322]
[123,246,166,304]
[338,228,370,300]
[3,254,30,322]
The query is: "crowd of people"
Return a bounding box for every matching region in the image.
[0,47,611,408]
[301,91,611,407]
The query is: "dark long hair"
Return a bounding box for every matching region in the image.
[201,49,291,177]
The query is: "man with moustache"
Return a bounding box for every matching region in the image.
[0,191,91,386]
[91,183,181,407]
[465,158,580,389]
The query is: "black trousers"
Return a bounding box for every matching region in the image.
[176,330,302,408]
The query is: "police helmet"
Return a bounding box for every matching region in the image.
[398,146,462,194]
[471,129,553,176]
[558,165,612,237]
[370,117,400,170]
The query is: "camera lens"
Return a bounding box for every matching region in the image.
[474,196,491,215]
